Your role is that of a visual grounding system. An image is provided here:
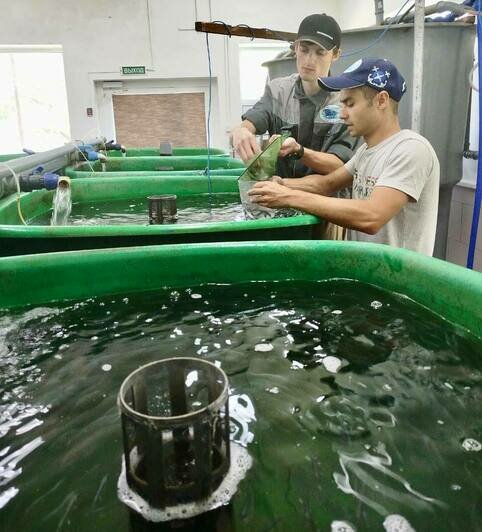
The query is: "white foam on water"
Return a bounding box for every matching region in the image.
[332,310,343,315]
[461,438,481,452]
[290,361,304,370]
[254,343,273,353]
[15,418,43,435]
[266,387,279,395]
[117,442,252,522]
[383,514,415,532]
[331,520,356,532]
[323,356,342,373]
[0,486,19,510]
[371,300,383,310]
[185,371,198,388]
[316,395,325,403]
[194,338,201,346]
[102,364,112,372]
[191,293,202,299]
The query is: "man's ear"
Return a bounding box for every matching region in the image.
[332,47,341,61]
[376,90,390,109]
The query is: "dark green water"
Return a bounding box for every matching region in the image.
[0,280,480,532]
[31,194,245,226]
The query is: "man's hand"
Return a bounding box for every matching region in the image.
[232,126,260,163]
[278,137,302,158]
[248,180,294,209]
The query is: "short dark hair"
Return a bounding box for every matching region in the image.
[360,85,399,114]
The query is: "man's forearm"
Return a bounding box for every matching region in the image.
[299,147,344,175]
[282,171,353,196]
[286,190,382,234]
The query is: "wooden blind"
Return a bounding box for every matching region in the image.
[112,92,206,147]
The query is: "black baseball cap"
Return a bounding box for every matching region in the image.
[296,14,342,50]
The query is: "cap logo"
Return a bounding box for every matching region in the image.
[367,66,390,89]
[344,59,362,73]
[316,30,333,40]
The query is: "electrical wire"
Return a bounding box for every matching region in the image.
[341,0,414,58]
[205,33,213,195]
[0,162,27,226]
[467,0,482,268]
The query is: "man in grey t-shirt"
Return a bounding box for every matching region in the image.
[248,58,440,256]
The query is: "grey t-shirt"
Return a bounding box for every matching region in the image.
[344,129,440,256]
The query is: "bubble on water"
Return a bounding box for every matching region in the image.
[383,384,392,391]
[451,484,462,491]
[91,336,99,341]
[316,395,325,403]
[254,343,273,353]
[444,382,454,390]
[437,420,444,425]
[461,438,481,452]
[194,338,201,346]
[371,300,383,310]
[191,293,202,299]
[332,310,342,315]
[185,371,198,387]
[383,514,415,532]
[102,364,112,372]
[290,360,304,370]
[145,318,153,323]
[54,354,63,360]
[224,318,234,324]
[225,339,232,345]
[322,356,342,373]
[122,297,129,304]
[266,387,279,394]
[305,321,319,330]
[331,521,356,532]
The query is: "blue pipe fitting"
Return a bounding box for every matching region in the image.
[42,172,60,190]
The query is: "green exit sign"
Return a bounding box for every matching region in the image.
[121,66,146,75]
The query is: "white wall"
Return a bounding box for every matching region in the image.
[0,0,337,150]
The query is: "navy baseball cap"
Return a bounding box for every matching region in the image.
[318,58,407,101]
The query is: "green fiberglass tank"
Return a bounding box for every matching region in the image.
[72,155,244,173]
[108,146,229,157]
[0,241,480,531]
[0,176,321,256]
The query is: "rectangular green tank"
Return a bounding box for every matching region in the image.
[0,241,480,338]
[0,176,321,256]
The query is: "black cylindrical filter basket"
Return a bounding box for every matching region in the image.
[118,358,231,509]
[148,195,177,224]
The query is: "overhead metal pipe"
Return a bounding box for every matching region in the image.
[374,0,384,25]
[0,138,105,181]
[411,0,425,133]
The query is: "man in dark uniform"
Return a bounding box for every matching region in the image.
[231,13,358,180]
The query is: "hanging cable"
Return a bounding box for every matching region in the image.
[467,1,482,268]
[205,32,213,195]
[341,0,414,58]
[0,162,27,226]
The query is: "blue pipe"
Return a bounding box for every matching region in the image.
[467,2,482,268]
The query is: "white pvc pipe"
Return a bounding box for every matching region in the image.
[411,0,425,133]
